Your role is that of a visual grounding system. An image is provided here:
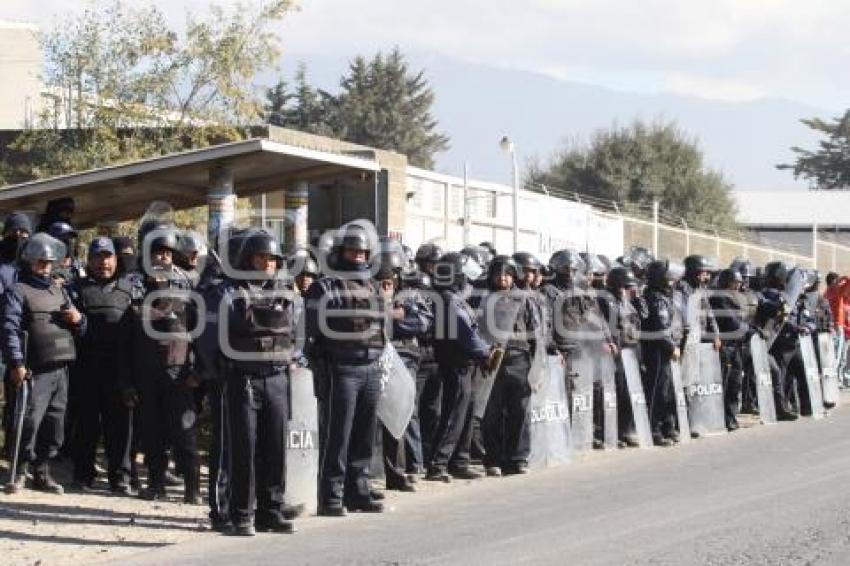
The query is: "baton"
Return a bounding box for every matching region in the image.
[5,331,31,494]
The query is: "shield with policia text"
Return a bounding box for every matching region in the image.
[286,367,319,514]
[620,347,653,448]
[669,360,692,443]
[686,343,726,437]
[817,332,840,408]
[597,350,618,450]
[799,336,826,419]
[569,346,595,453]
[528,355,572,468]
[749,333,778,425]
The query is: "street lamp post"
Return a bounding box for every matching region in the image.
[500,136,519,253]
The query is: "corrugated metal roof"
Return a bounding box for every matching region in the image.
[735,190,850,227]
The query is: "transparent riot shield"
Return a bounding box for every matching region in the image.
[620,348,653,448]
[799,336,826,419]
[817,332,840,408]
[749,334,777,425]
[570,347,595,453]
[669,360,692,443]
[286,367,319,514]
[528,355,572,468]
[377,343,417,439]
[473,366,496,420]
[687,343,726,437]
[597,350,618,450]
[527,339,548,392]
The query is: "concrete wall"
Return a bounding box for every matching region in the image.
[0,22,42,130]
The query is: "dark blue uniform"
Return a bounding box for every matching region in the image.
[427,288,490,475]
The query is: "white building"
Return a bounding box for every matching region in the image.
[0,21,42,130]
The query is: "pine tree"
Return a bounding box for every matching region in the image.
[264,80,291,126]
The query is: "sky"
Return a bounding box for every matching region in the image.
[3,1,848,189]
[6,0,849,110]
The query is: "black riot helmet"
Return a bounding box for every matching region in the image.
[333,223,371,254]
[717,268,743,290]
[763,261,789,290]
[730,257,756,279]
[646,259,684,290]
[139,217,179,253]
[626,246,653,271]
[47,221,77,242]
[432,252,469,292]
[239,230,283,269]
[20,233,65,265]
[374,238,404,280]
[580,252,608,275]
[288,249,320,278]
[549,249,586,276]
[606,266,631,292]
[479,241,497,259]
[460,245,488,269]
[415,242,443,267]
[488,254,519,280]
[684,254,714,277]
[512,252,542,273]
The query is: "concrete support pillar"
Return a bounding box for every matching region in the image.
[284,180,309,253]
[208,166,236,249]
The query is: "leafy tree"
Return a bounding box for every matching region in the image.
[778,111,850,189]
[281,63,335,136]
[264,80,292,127]
[334,48,450,168]
[8,0,296,182]
[528,120,738,230]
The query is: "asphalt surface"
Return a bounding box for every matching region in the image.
[125,398,850,566]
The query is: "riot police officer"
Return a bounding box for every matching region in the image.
[46,221,84,284]
[306,223,386,516]
[413,242,443,466]
[290,252,320,297]
[597,266,644,447]
[512,252,543,291]
[1,233,85,493]
[71,237,138,493]
[214,230,296,535]
[425,252,492,482]
[374,239,432,491]
[1,212,31,457]
[755,262,801,420]
[474,255,538,476]
[709,269,749,431]
[678,255,721,351]
[640,260,685,446]
[122,221,200,502]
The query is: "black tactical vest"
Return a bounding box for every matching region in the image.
[325,278,385,350]
[143,269,193,367]
[228,281,293,360]
[17,281,76,366]
[79,278,132,351]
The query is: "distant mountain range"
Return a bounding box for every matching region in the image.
[276,53,836,191]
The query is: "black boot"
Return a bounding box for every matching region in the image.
[32,466,64,495]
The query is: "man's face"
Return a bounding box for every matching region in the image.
[250,253,278,277]
[186,251,199,268]
[698,270,712,285]
[492,271,514,291]
[295,273,315,294]
[521,268,537,287]
[377,276,395,297]
[342,247,368,265]
[151,247,172,267]
[32,259,52,277]
[89,251,116,281]
[5,229,29,243]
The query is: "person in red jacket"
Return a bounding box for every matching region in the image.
[824,273,850,385]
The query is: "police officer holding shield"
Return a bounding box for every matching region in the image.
[1,233,85,493]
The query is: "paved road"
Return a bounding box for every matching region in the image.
[125,400,850,566]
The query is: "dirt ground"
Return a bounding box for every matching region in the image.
[0,414,765,566]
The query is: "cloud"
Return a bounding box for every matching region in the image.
[4,0,850,108]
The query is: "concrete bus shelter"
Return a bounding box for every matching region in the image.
[0,127,410,251]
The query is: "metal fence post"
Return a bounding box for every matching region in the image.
[652,200,659,258]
